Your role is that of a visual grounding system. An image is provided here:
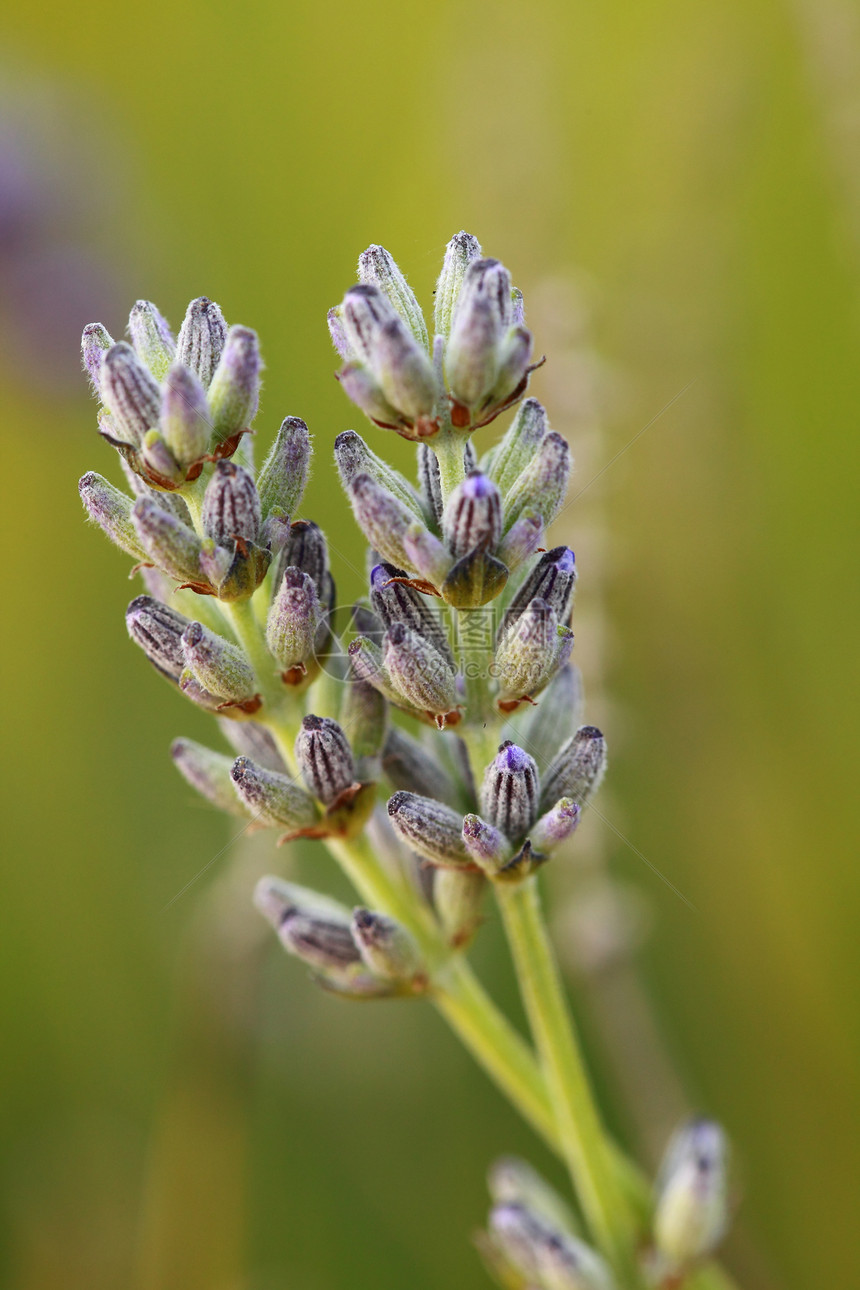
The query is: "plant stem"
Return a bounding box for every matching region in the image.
[433,428,466,503]
[496,874,642,1283]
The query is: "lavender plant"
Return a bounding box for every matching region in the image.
[79,237,735,1290]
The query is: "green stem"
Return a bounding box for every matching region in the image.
[432,428,467,503]
[496,875,642,1283]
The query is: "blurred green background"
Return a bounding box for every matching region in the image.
[1,1,858,1287]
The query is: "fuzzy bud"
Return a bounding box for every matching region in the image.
[383,622,458,719]
[159,362,211,466]
[78,472,147,561]
[433,869,486,946]
[387,792,470,868]
[490,398,549,496]
[278,520,334,611]
[176,297,227,387]
[207,325,261,442]
[494,600,574,706]
[350,907,423,982]
[434,231,482,340]
[217,719,285,773]
[500,546,577,639]
[128,300,175,380]
[531,798,581,853]
[230,757,317,830]
[462,813,513,875]
[370,563,453,665]
[541,726,607,811]
[654,1119,730,1268]
[100,342,161,447]
[131,496,204,583]
[402,522,454,588]
[442,471,502,559]
[81,323,114,396]
[444,258,513,411]
[340,679,389,766]
[257,416,311,520]
[358,244,429,349]
[180,621,256,703]
[348,472,424,571]
[518,663,584,769]
[334,430,424,519]
[126,596,190,680]
[496,508,545,572]
[201,461,261,545]
[504,430,571,532]
[382,727,457,804]
[481,742,539,841]
[295,715,356,805]
[266,566,322,673]
[171,738,249,816]
[488,1157,579,1234]
[489,1202,615,1290]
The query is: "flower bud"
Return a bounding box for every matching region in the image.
[504,430,571,532]
[402,522,454,587]
[416,439,478,524]
[433,869,486,946]
[217,718,286,773]
[531,798,580,853]
[541,726,607,811]
[180,621,256,703]
[340,678,389,766]
[488,1156,579,1234]
[295,715,356,805]
[348,472,423,571]
[176,296,228,388]
[171,737,249,816]
[201,460,261,545]
[230,757,317,830]
[279,520,334,611]
[382,727,457,804]
[207,325,261,442]
[370,563,453,665]
[518,663,584,769]
[490,397,549,496]
[383,622,458,720]
[79,472,147,561]
[335,430,424,519]
[81,323,113,396]
[442,471,502,559]
[131,496,204,583]
[481,742,539,841]
[100,342,161,446]
[496,508,544,572]
[336,362,403,429]
[372,317,438,420]
[434,231,482,340]
[266,566,322,673]
[257,416,311,520]
[444,258,513,410]
[654,1119,729,1268]
[159,362,211,466]
[358,244,429,349]
[126,596,190,680]
[494,600,574,707]
[254,878,360,967]
[489,1202,615,1290]
[350,907,423,982]
[462,813,512,875]
[387,791,470,868]
[128,299,176,380]
[140,429,183,485]
[500,546,577,639]
[491,326,533,407]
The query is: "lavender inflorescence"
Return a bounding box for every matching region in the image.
[78,236,732,1289]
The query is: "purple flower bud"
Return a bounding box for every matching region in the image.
[370,563,454,665]
[504,431,571,532]
[79,471,146,561]
[159,362,211,466]
[530,798,581,853]
[176,296,227,388]
[387,791,470,868]
[201,460,261,545]
[171,738,250,817]
[350,907,423,982]
[402,522,454,587]
[336,362,404,429]
[131,496,204,583]
[180,621,256,703]
[462,813,513,875]
[488,1202,613,1290]
[491,398,548,495]
[335,431,424,519]
[81,323,113,396]
[494,599,574,706]
[207,325,261,442]
[382,727,458,804]
[500,546,577,640]
[140,429,183,484]
[125,595,190,680]
[216,718,286,773]
[266,566,322,673]
[327,305,352,359]
[100,342,161,446]
[496,509,544,572]
[340,284,395,363]
[230,757,317,830]
[277,520,334,612]
[384,622,458,718]
[541,726,607,811]
[434,231,483,340]
[348,472,423,571]
[654,1119,729,1267]
[295,715,356,805]
[444,258,515,412]
[481,742,540,841]
[490,325,533,407]
[358,243,429,349]
[443,471,502,559]
[257,416,311,520]
[128,299,176,380]
[372,317,437,420]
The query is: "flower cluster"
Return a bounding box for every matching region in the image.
[77,233,732,1290]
